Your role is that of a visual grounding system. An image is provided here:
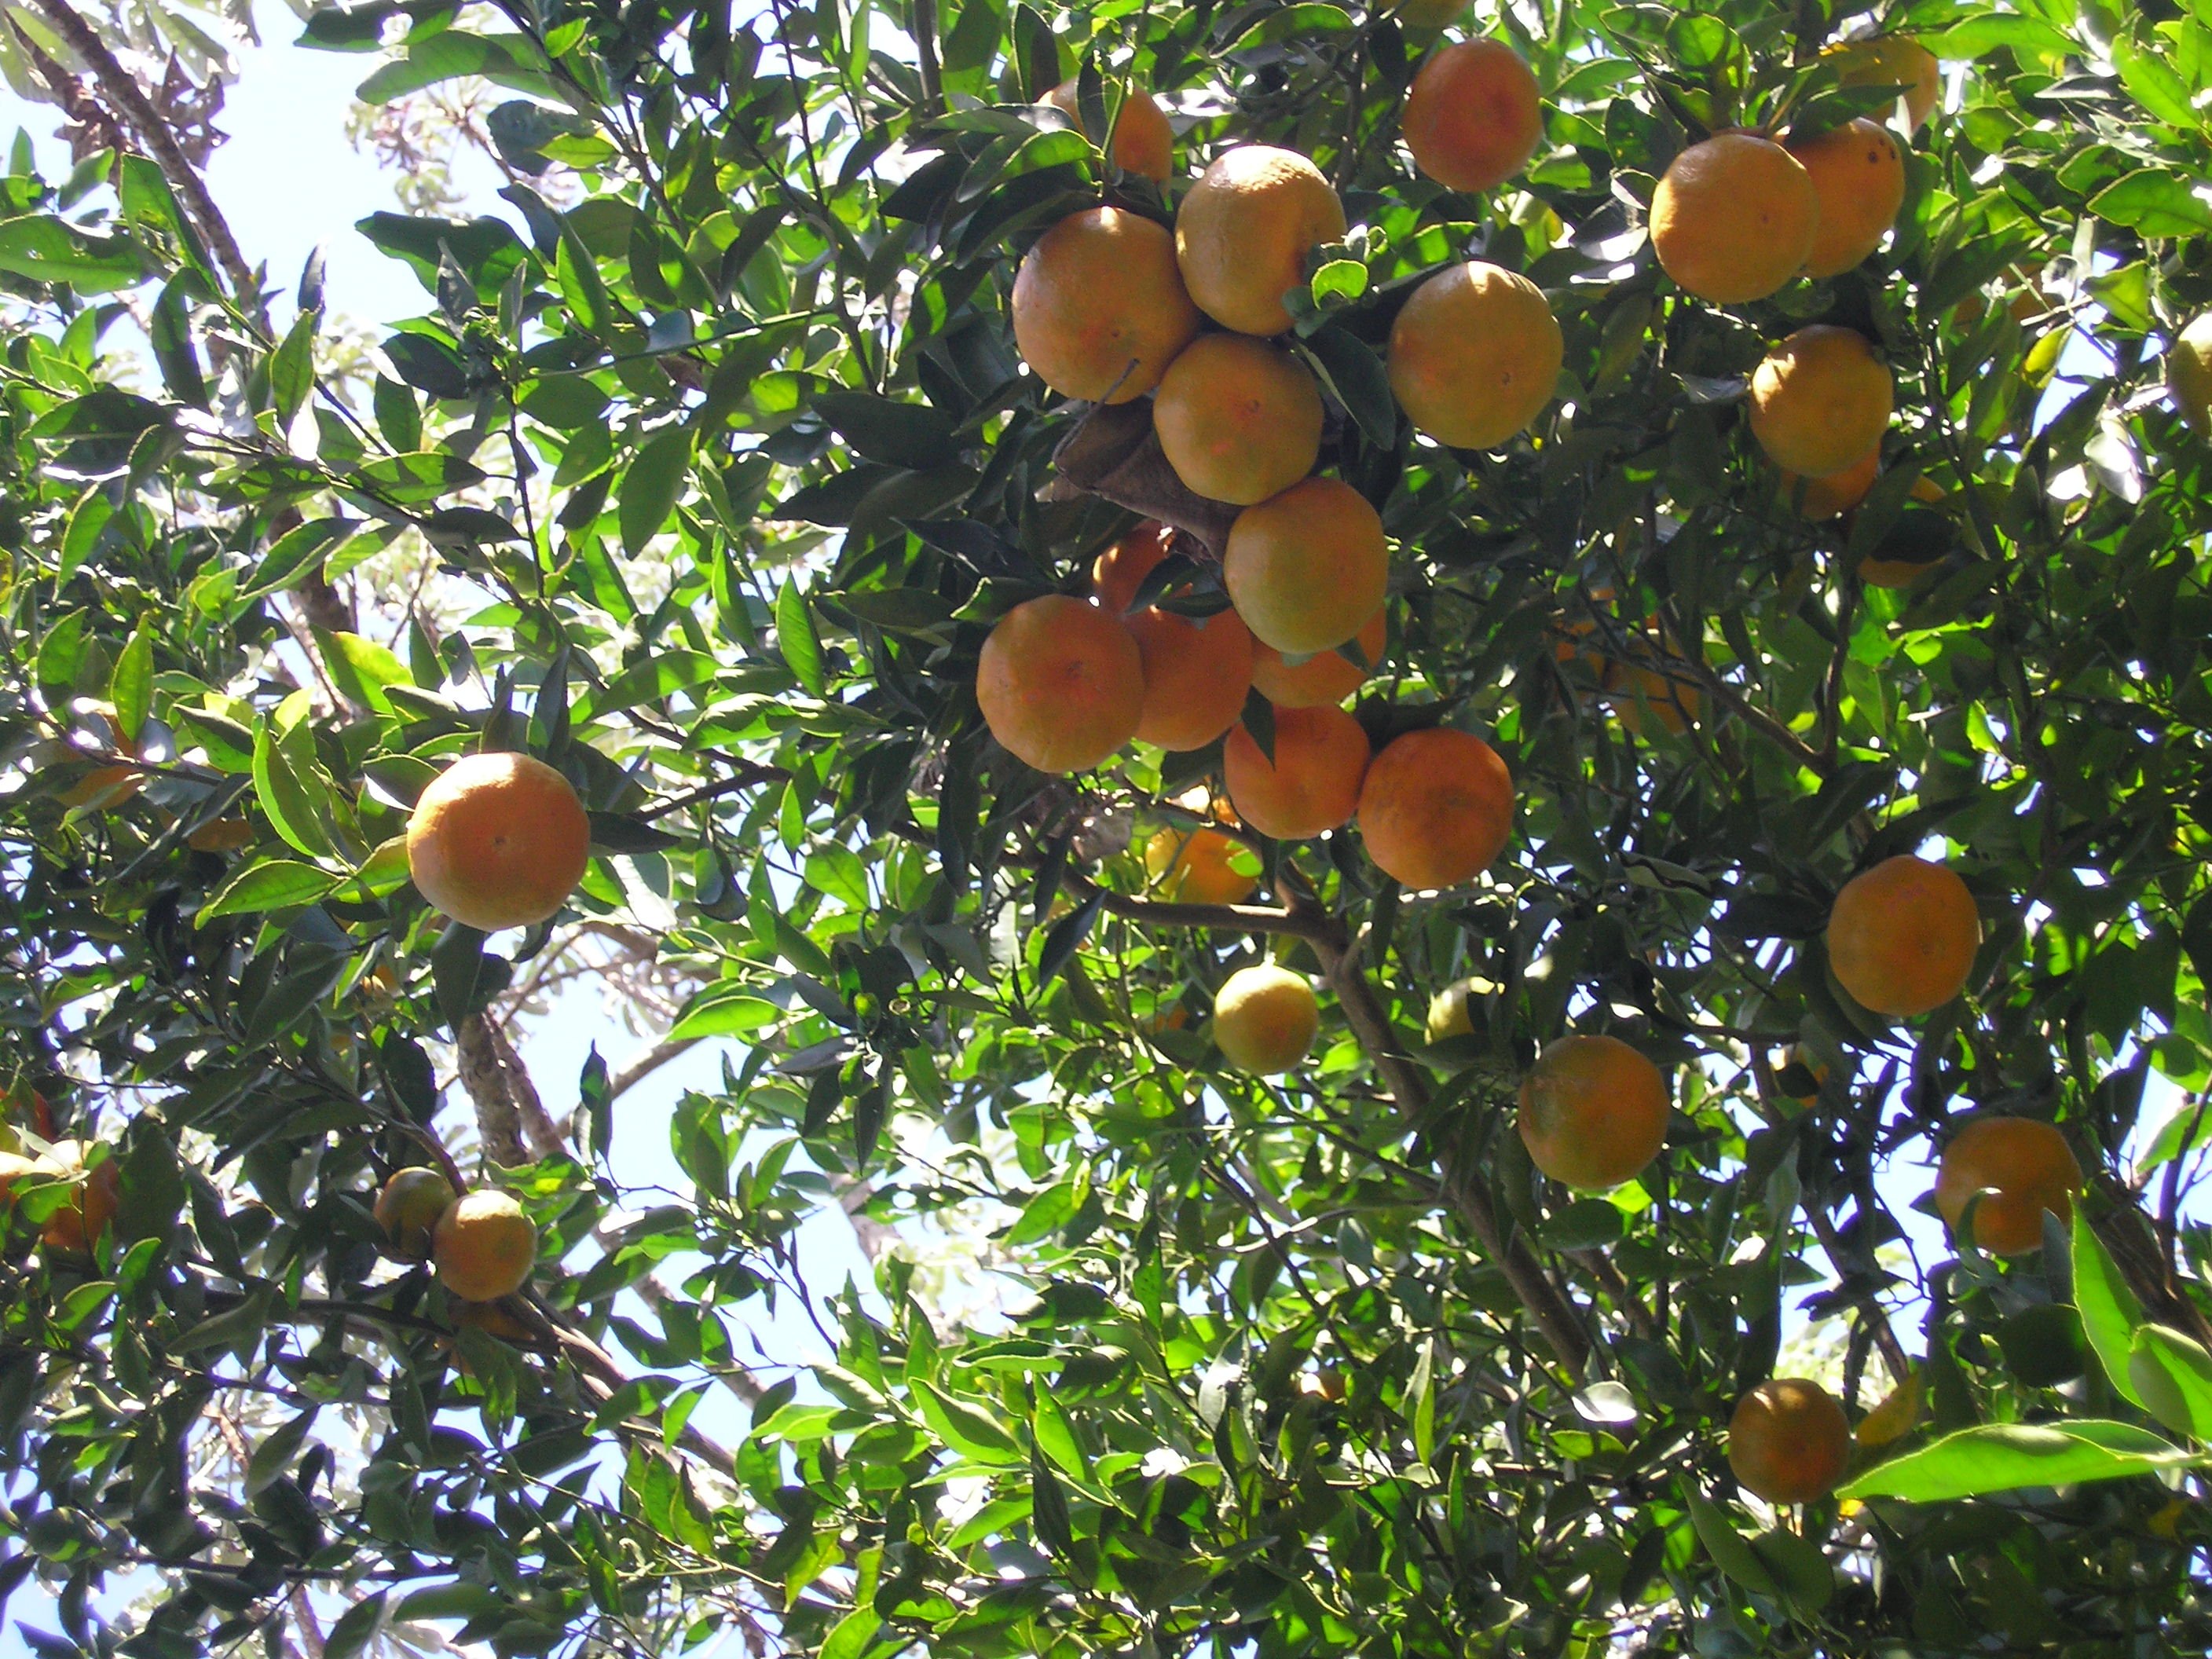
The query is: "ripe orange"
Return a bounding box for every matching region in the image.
[1357,727,1513,890]
[36,1140,119,1255]
[1175,146,1348,336]
[1830,36,1942,134]
[1789,118,1906,278]
[1223,478,1390,656]
[1934,1116,2083,1254]
[1516,1035,1670,1190]
[1777,451,1879,520]
[1748,326,1894,478]
[1728,1379,1852,1505]
[1251,607,1386,707]
[1145,802,1258,906]
[408,751,591,933]
[1601,658,1701,737]
[433,1189,539,1302]
[1092,521,1177,613]
[1650,134,1817,306]
[1401,38,1544,194]
[1223,703,1372,840]
[1011,207,1201,403]
[2168,313,2212,431]
[1126,606,1254,751]
[1387,260,1562,449]
[1152,334,1324,505]
[375,1166,456,1259]
[1826,854,1979,1016]
[976,595,1145,774]
[1212,964,1320,1073]
[1043,78,1174,181]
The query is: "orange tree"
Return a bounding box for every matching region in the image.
[7,0,2212,1654]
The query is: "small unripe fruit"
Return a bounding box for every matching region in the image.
[375,1166,457,1260]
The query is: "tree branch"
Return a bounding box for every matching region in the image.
[456,1013,527,1166]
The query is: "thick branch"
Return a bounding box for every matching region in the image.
[456,1013,526,1166]
[489,1017,570,1161]
[27,0,261,310]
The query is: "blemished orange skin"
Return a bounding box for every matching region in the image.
[1125,606,1254,751]
[1152,334,1324,505]
[1212,964,1320,1073]
[1650,134,1818,305]
[433,1189,540,1302]
[407,751,592,933]
[1517,1035,1670,1190]
[1145,822,1258,906]
[1175,147,1348,336]
[976,595,1146,774]
[1830,36,1942,134]
[1728,1379,1853,1505]
[1388,261,1562,450]
[1401,38,1544,194]
[1935,1117,2084,1254]
[1223,704,1372,840]
[1778,451,1880,521]
[375,1166,456,1260]
[1826,854,1980,1016]
[1043,79,1174,181]
[1224,478,1390,657]
[1789,118,1906,279]
[1251,608,1386,707]
[1092,522,1177,613]
[1011,208,1201,404]
[1357,727,1514,890]
[1749,326,1894,479]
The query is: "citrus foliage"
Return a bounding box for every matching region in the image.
[5,0,2212,1656]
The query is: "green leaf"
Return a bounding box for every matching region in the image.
[620,425,692,555]
[573,651,719,721]
[316,630,412,713]
[2072,1209,2148,1408]
[240,518,357,602]
[557,224,613,333]
[814,390,959,469]
[2129,1324,2212,1441]
[58,484,114,584]
[912,1379,1023,1463]
[778,577,826,696]
[109,622,152,744]
[0,214,148,292]
[357,32,524,101]
[1838,1421,2194,1502]
[1405,1337,1437,1464]
[322,1591,387,1659]
[271,306,319,427]
[351,451,489,505]
[1030,1439,1074,1555]
[198,859,339,921]
[2112,33,2200,130]
[251,701,337,860]
[668,984,783,1039]
[2088,171,2212,240]
[1683,1489,1779,1595]
[1297,327,1397,449]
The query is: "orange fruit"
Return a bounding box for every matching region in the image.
[1145,809,1258,906]
[1516,1035,1670,1190]
[1251,607,1386,707]
[1223,703,1371,840]
[1126,606,1254,751]
[1043,78,1174,181]
[375,1166,456,1259]
[37,1141,119,1255]
[433,1189,539,1302]
[1789,118,1906,278]
[1357,727,1513,890]
[976,595,1145,773]
[1223,478,1390,656]
[407,751,591,933]
[1934,1117,2084,1254]
[1152,334,1324,504]
[1601,658,1701,736]
[1748,326,1894,478]
[1174,146,1347,336]
[1778,451,1879,520]
[2168,313,2212,431]
[1401,38,1544,194]
[1387,260,1562,449]
[1830,36,1942,134]
[1650,134,1818,305]
[1212,964,1320,1073]
[1092,521,1177,613]
[1012,207,1201,404]
[1826,854,1979,1016]
[1728,1379,1852,1505]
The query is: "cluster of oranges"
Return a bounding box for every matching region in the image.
[376,1165,540,1304]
